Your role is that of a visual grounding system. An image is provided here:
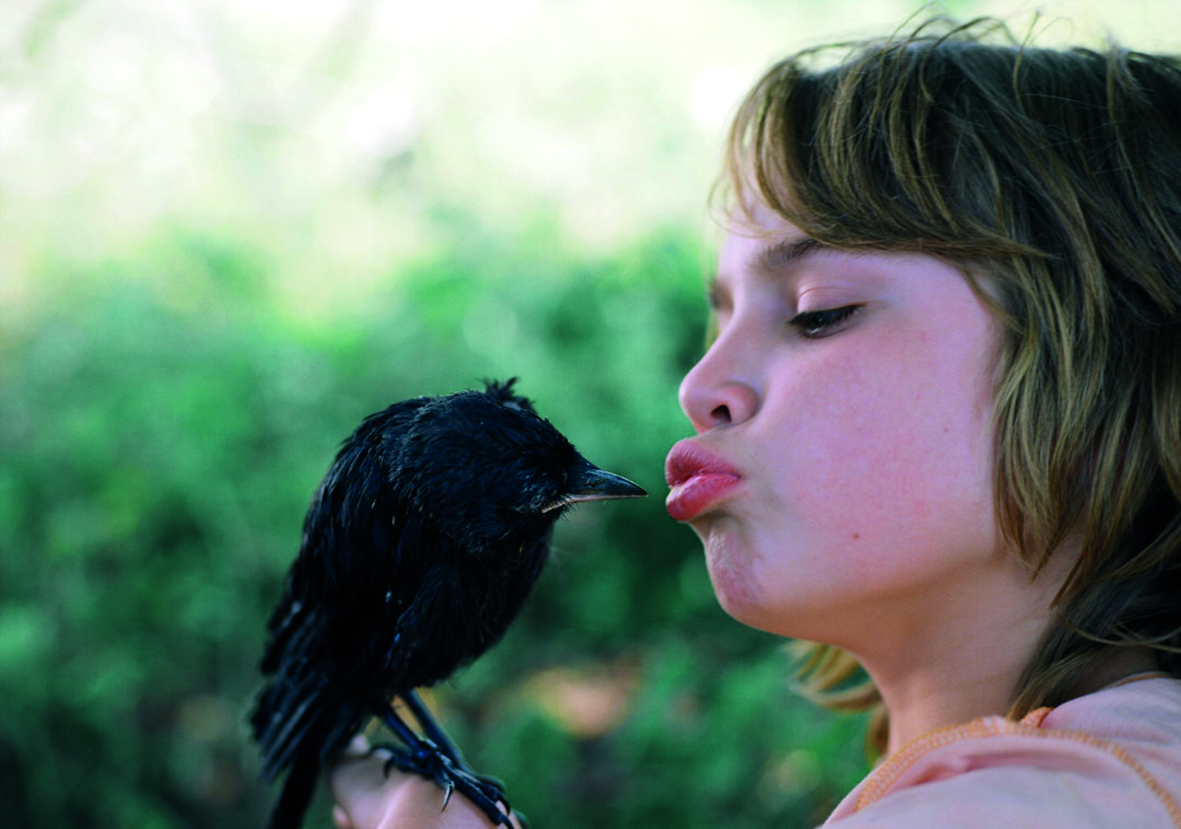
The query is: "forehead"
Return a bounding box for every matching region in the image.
[718,198,838,264]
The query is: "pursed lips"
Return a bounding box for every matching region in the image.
[664,440,743,522]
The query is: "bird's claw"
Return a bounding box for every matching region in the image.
[376,740,513,827]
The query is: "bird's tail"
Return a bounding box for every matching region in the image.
[267,748,320,829]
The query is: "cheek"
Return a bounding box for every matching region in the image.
[777,330,998,562]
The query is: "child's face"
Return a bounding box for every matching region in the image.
[669,207,1010,648]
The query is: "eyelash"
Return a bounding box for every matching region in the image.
[788,305,860,338]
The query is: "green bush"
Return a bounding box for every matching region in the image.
[0,221,867,828]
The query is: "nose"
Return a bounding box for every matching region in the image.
[677,330,761,434]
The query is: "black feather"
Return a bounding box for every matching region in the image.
[251,379,644,828]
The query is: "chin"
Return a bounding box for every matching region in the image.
[708,564,851,642]
[697,522,764,624]
[706,557,770,630]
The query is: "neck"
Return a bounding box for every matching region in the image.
[847,546,1068,756]
[860,607,1046,756]
[857,608,1163,757]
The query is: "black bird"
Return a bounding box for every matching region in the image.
[251,379,645,829]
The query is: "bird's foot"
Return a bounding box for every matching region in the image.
[377,739,514,828]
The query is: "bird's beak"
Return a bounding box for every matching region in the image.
[543,462,647,512]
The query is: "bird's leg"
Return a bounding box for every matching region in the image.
[401,690,466,766]
[402,690,510,798]
[371,703,513,828]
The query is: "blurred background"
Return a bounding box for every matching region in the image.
[1,0,1177,826]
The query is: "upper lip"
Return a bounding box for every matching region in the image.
[665,440,743,487]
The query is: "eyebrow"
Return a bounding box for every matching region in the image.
[755,236,828,272]
[707,236,830,310]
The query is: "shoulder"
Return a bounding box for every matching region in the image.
[825,676,1181,828]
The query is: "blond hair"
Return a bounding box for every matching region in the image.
[720,17,1181,754]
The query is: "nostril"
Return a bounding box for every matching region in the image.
[710,404,732,424]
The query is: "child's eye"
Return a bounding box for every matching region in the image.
[788,305,860,338]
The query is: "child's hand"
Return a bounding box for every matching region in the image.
[330,737,520,829]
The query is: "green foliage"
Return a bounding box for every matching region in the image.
[0,219,867,828]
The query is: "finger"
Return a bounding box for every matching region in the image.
[341,733,371,759]
[330,746,399,828]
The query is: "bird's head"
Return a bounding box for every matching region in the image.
[392,379,645,558]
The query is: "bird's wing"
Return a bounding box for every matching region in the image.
[253,397,430,777]
[253,502,434,778]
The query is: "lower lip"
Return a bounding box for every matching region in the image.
[666,473,741,522]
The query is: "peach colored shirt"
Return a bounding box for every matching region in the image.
[824,674,1181,828]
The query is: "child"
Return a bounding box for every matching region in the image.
[331,16,1181,827]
